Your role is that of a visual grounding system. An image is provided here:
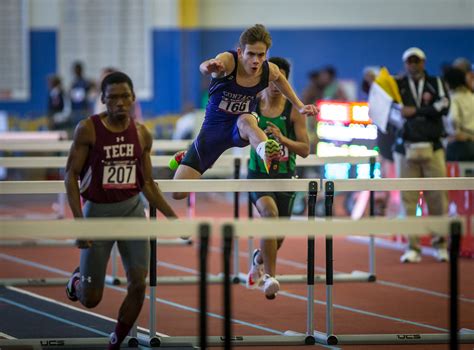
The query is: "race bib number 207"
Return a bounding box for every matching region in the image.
[103,164,136,189]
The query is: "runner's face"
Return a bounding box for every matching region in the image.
[239,42,267,75]
[102,83,135,120]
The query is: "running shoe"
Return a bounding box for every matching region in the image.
[263,139,280,177]
[66,266,80,301]
[109,332,118,349]
[263,274,280,300]
[400,249,422,263]
[169,150,186,170]
[246,249,264,289]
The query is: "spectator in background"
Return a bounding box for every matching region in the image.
[172,103,205,141]
[392,47,450,263]
[302,70,324,105]
[68,61,94,133]
[453,57,474,92]
[443,67,474,161]
[301,70,323,150]
[364,66,398,216]
[46,74,66,130]
[94,67,143,123]
[292,70,323,215]
[319,65,348,101]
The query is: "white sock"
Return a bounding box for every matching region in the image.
[256,141,266,160]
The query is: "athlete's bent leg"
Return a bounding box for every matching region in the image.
[255,196,280,277]
[172,164,202,200]
[237,113,267,148]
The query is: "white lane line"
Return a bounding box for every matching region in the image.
[0,331,16,339]
[207,245,474,303]
[0,296,110,336]
[0,256,344,348]
[155,260,450,332]
[6,286,167,336]
[1,251,467,334]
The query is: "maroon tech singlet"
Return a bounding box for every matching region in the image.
[79,115,145,203]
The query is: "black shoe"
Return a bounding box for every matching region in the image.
[66,267,80,301]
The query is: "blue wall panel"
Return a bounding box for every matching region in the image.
[201,28,474,98]
[1,28,472,119]
[0,31,56,118]
[140,29,182,116]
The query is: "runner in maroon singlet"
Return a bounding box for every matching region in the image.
[64,72,178,350]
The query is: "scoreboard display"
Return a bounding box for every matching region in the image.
[316,100,380,179]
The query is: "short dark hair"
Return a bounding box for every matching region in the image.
[101,71,134,95]
[444,67,467,90]
[239,24,272,50]
[269,57,291,79]
[321,65,336,78]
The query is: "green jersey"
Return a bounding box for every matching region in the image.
[249,100,296,175]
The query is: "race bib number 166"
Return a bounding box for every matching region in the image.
[219,99,250,114]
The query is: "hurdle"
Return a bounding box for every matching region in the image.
[0,178,323,288]
[0,138,192,153]
[1,186,474,347]
[242,155,380,285]
[0,218,209,349]
[309,178,474,346]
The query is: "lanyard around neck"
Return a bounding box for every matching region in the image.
[408,77,425,108]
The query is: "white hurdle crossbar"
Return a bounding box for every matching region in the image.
[0,179,322,288]
[0,139,192,152]
[1,216,470,348]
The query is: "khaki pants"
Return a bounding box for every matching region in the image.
[393,148,448,250]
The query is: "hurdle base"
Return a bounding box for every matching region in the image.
[237,270,374,284]
[313,331,474,345]
[0,336,138,349]
[155,334,310,347]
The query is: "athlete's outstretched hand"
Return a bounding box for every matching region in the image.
[298,104,319,118]
[203,59,225,74]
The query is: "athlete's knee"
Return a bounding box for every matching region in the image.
[127,273,147,299]
[81,289,103,308]
[128,280,147,300]
[237,113,257,128]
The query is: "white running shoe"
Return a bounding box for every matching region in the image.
[434,248,449,262]
[246,249,264,289]
[263,274,280,300]
[400,249,422,263]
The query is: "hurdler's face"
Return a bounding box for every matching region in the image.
[238,42,268,76]
[102,83,135,120]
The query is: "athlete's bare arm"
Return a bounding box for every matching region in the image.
[139,124,178,218]
[269,62,319,118]
[199,52,235,78]
[65,119,94,219]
